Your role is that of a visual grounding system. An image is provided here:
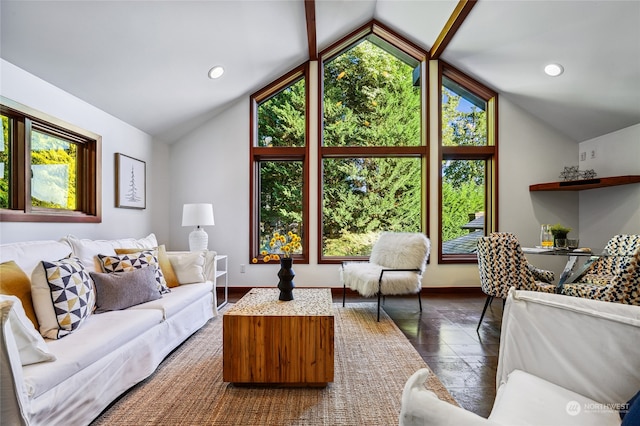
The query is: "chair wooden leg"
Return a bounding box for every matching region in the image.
[417,291,422,312]
[477,295,493,332]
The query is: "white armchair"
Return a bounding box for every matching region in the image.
[341,232,430,321]
[400,288,640,426]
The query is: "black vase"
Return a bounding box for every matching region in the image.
[277,257,295,301]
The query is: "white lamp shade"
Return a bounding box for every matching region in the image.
[182,203,215,227]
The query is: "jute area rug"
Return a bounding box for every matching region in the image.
[92,303,455,425]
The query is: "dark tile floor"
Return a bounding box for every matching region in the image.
[228,289,503,418]
[377,292,503,418]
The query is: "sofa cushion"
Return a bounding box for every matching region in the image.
[115,245,179,288]
[65,233,158,273]
[31,257,95,340]
[0,240,73,277]
[21,308,163,399]
[489,369,621,426]
[341,262,421,297]
[90,267,161,313]
[167,250,208,284]
[128,282,213,319]
[97,250,170,294]
[0,295,56,365]
[0,260,39,328]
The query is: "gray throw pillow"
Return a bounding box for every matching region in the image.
[90,267,161,313]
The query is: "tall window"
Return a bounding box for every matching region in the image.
[320,23,428,262]
[250,65,309,263]
[1,98,101,222]
[439,64,498,263]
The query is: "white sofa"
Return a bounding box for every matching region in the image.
[0,234,217,426]
[400,288,640,426]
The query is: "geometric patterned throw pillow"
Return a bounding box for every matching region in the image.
[41,257,94,339]
[97,250,170,294]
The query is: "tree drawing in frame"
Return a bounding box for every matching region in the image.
[115,153,146,209]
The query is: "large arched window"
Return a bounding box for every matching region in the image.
[319,22,428,262]
[249,21,499,267]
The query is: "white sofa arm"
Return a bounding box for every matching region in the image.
[1,303,29,426]
[204,251,217,283]
[498,288,640,405]
[400,369,501,426]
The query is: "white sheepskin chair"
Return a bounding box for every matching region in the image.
[341,232,430,321]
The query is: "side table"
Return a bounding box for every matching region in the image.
[215,255,228,310]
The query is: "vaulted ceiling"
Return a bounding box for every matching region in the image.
[1,0,639,144]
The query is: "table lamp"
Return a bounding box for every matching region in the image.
[182,203,215,251]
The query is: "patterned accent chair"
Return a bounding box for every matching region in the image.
[562,234,640,305]
[476,232,556,331]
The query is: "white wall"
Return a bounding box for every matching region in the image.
[578,124,640,248]
[0,60,171,244]
[498,97,579,274]
[168,64,581,288]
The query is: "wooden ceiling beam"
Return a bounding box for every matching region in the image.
[304,0,317,61]
[430,0,477,60]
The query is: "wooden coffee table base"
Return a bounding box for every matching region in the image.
[223,288,334,386]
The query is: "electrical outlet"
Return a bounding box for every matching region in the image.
[590,149,596,159]
[240,264,246,273]
[580,152,586,161]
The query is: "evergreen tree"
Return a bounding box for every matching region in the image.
[321,40,421,254]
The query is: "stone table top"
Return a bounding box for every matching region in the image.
[225,288,333,316]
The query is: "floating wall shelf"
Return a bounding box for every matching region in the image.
[529,175,640,192]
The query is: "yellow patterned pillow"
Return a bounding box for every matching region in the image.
[115,245,179,288]
[98,250,170,294]
[0,261,39,329]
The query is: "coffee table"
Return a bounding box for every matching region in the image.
[223,288,334,386]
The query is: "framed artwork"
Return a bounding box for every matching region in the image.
[115,153,146,209]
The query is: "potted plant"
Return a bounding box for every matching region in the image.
[550,223,571,245]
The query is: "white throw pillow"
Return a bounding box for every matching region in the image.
[167,251,207,284]
[65,233,158,273]
[0,295,56,365]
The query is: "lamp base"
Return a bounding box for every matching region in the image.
[189,227,209,251]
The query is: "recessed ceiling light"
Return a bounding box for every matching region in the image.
[208,66,224,79]
[544,63,564,77]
